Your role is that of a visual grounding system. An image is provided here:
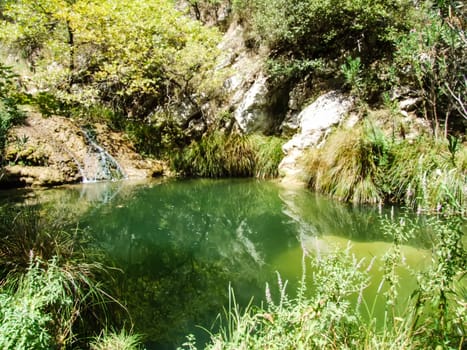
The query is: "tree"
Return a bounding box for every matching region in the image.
[0,0,222,118]
[392,1,466,137]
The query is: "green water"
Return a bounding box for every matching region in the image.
[0,179,446,348]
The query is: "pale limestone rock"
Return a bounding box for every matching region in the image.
[234,74,273,133]
[279,91,353,186]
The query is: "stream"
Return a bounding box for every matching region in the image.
[0,179,455,349]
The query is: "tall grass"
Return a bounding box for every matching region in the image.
[0,204,98,278]
[180,218,466,350]
[386,138,466,214]
[250,134,284,179]
[0,204,135,348]
[307,124,386,204]
[172,132,284,179]
[306,124,466,214]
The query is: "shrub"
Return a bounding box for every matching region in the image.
[234,0,415,85]
[391,2,466,136]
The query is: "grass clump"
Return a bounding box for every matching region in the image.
[173,131,256,178]
[172,132,284,179]
[90,329,143,350]
[307,123,466,214]
[308,123,387,204]
[250,135,284,179]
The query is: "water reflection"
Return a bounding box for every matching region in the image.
[0,179,442,348]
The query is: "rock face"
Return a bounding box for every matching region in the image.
[219,22,287,134]
[233,74,273,133]
[279,91,354,186]
[1,113,165,188]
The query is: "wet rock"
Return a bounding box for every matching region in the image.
[1,113,166,189]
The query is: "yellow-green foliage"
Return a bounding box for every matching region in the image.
[0,0,223,116]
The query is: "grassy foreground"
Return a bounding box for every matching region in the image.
[0,201,465,349]
[180,217,466,350]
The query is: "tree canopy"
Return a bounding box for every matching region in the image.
[0,0,222,117]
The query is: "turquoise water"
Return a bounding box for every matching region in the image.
[0,179,444,348]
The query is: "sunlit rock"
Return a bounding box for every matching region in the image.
[233,74,273,133]
[279,91,354,186]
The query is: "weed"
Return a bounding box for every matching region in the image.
[90,328,143,350]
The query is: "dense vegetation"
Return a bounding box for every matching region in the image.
[233,0,466,133]
[0,63,23,161]
[0,205,136,349]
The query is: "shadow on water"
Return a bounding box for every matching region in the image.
[0,179,452,349]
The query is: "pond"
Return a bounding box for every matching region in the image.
[0,179,442,349]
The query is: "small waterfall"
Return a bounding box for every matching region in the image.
[80,129,127,183]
